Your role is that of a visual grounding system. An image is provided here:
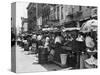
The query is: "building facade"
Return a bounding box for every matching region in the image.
[27,3,37,32]
[27,3,97,32]
[21,17,28,33]
[59,5,97,27]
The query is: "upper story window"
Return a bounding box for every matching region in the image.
[61,6,63,19]
[57,6,59,20]
[79,6,82,11]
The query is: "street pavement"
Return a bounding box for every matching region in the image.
[16,44,72,73]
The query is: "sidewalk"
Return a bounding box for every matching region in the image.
[16,45,71,73]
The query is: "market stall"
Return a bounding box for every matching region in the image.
[49,27,81,68]
[79,19,98,68]
[38,27,59,64]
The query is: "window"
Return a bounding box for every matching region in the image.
[54,7,56,20]
[79,6,82,11]
[61,6,63,19]
[57,6,59,20]
[87,6,90,8]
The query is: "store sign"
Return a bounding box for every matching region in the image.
[37,17,42,26]
[23,23,28,32]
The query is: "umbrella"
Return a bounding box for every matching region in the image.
[80,19,98,33]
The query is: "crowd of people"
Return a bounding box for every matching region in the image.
[14,17,97,69]
[16,25,97,69]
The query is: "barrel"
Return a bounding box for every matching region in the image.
[38,48,48,64]
[24,43,29,51]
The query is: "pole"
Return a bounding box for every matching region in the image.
[36,4,38,24]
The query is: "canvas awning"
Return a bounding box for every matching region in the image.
[62,27,80,32]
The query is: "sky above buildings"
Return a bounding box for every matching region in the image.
[16,2,29,33]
